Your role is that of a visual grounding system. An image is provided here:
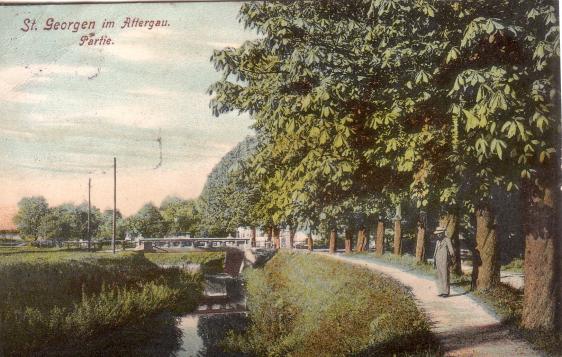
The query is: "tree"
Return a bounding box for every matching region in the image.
[434,1,560,326]
[36,203,100,241]
[209,0,560,330]
[97,209,126,240]
[74,202,101,240]
[14,196,49,239]
[126,203,166,238]
[160,196,201,236]
[198,136,260,236]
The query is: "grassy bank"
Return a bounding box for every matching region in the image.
[226,252,438,356]
[0,249,203,355]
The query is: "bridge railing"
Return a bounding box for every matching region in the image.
[137,237,251,250]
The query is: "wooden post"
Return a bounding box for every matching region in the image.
[415,213,426,263]
[329,228,337,254]
[393,204,402,255]
[251,226,256,248]
[375,218,385,257]
[112,157,116,254]
[87,178,91,251]
[356,226,368,252]
[273,226,280,249]
[345,229,353,253]
[289,227,295,249]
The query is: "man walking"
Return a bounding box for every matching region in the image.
[433,227,455,297]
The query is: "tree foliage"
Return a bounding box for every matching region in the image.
[160,196,201,236]
[198,136,260,236]
[209,0,560,330]
[14,196,49,239]
[126,203,167,238]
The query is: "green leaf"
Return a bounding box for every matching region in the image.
[463,109,480,130]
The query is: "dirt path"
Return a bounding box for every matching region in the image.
[323,253,541,357]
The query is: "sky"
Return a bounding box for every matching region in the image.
[0,2,255,216]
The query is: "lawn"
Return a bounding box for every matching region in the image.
[226,252,439,356]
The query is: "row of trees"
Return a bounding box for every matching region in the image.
[13,196,201,241]
[208,0,560,331]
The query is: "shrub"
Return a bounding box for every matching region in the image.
[0,250,202,355]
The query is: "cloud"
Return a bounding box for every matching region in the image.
[0,64,99,104]
[84,104,172,128]
[126,86,182,98]
[103,27,241,65]
[0,127,34,140]
[104,28,188,64]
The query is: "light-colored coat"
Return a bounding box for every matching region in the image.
[433,237,454,295]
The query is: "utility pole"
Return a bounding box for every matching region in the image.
[112,157,116,254]
[87,178,91,251]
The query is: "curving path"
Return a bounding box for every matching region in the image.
[322,253,541,357]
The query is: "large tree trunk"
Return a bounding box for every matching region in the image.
[273,226,280,250]
[375,219,385,257]
[415,216,426,263]
[393,219,402,255]
[267,226,272,242]
[288,227,295,249]
[250,226,256,248]
[356,226,366,252]
[474,205,500,290]
[439,213,462,275]
[307,234,313,251]
[345,229,353,253]
[329,228,337,254]
[522,185,558,330]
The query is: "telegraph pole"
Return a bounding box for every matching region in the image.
[87,178,91,251]
[112,157,116,254]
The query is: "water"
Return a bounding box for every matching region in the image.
[173,275,248,356]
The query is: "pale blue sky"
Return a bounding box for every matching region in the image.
[0,3,255,215]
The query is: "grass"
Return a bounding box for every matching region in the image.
[471,284,561,356]
[501,258,524,273]
[0,248,204,355]
[225,252,440,357]
[350,251,561,356]
[355,252,436,275]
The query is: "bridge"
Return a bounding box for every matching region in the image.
[137,238,275,278]
[136,237,254,250]
[139,237,272,250]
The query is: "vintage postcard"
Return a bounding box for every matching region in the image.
[0,1,560,356]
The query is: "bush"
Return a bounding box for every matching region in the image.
[0,250,202,355]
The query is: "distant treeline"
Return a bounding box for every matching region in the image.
[12,137,257,241]
[13,196,200,241]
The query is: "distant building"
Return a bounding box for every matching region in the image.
[0,229,19,239]
[0,207,19,239]
[236,226,315,247]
